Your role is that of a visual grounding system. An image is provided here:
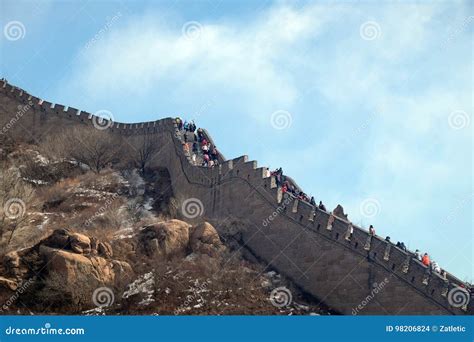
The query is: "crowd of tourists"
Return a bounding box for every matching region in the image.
[383,236,446,277]
[176,117,220,167]
[271,167,327,210]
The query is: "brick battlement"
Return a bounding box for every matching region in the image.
[0,80,471,315]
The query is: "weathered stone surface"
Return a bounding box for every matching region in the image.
[1,229,132,309]
[70,233,91,254]
[90,237,99,255]
[3,251,28,278]
[42,228,70,249]
[189,222,225,257]
[39,244,131,287]
[0,276,18,291]
[4,251,20,269]
[98,242,113,258]
[139,219,190,258]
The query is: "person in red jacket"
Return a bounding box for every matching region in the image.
[422,253,430,266]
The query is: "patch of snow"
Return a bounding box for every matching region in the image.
[123,272,155,306]
[34,153,49,166]
[294,303,309,311]
[123,169,145,196]
[37,217,49,231]
[82,307,106,316]
[113,227,135,240]
[143,197,153,211]
[185,253,199,262]
[23,178,49,185]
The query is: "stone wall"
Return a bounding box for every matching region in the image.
[0,80,471,315]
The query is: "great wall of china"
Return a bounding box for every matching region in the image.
[0,80,471,315]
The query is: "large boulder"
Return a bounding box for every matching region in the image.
[139,220,191,258]
[98,242,113,258]
[189,222,225,257]
[39,245,131,287]
[42,228,71,249]
[70,233,91,254]
[0,229,133,311]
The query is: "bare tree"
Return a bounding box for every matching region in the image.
[128,133,161,174]
[0,166,37,246]
[41,126,124,173]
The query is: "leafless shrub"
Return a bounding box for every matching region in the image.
[41,126,125,173]
[18,156,81,185]
[0,167,39,247]
[126,133,162,174]
[37,178,76,211]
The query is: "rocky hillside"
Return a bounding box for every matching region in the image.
[0,138,334,315]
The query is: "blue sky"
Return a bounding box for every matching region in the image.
[1,0,472,282]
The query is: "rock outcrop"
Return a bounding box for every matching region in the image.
[0,228,133,310]
[69,233,92,254]
[189,222,225,257]
[139,219,191,258]
[0,276,18,291]
[138,220,225,259]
